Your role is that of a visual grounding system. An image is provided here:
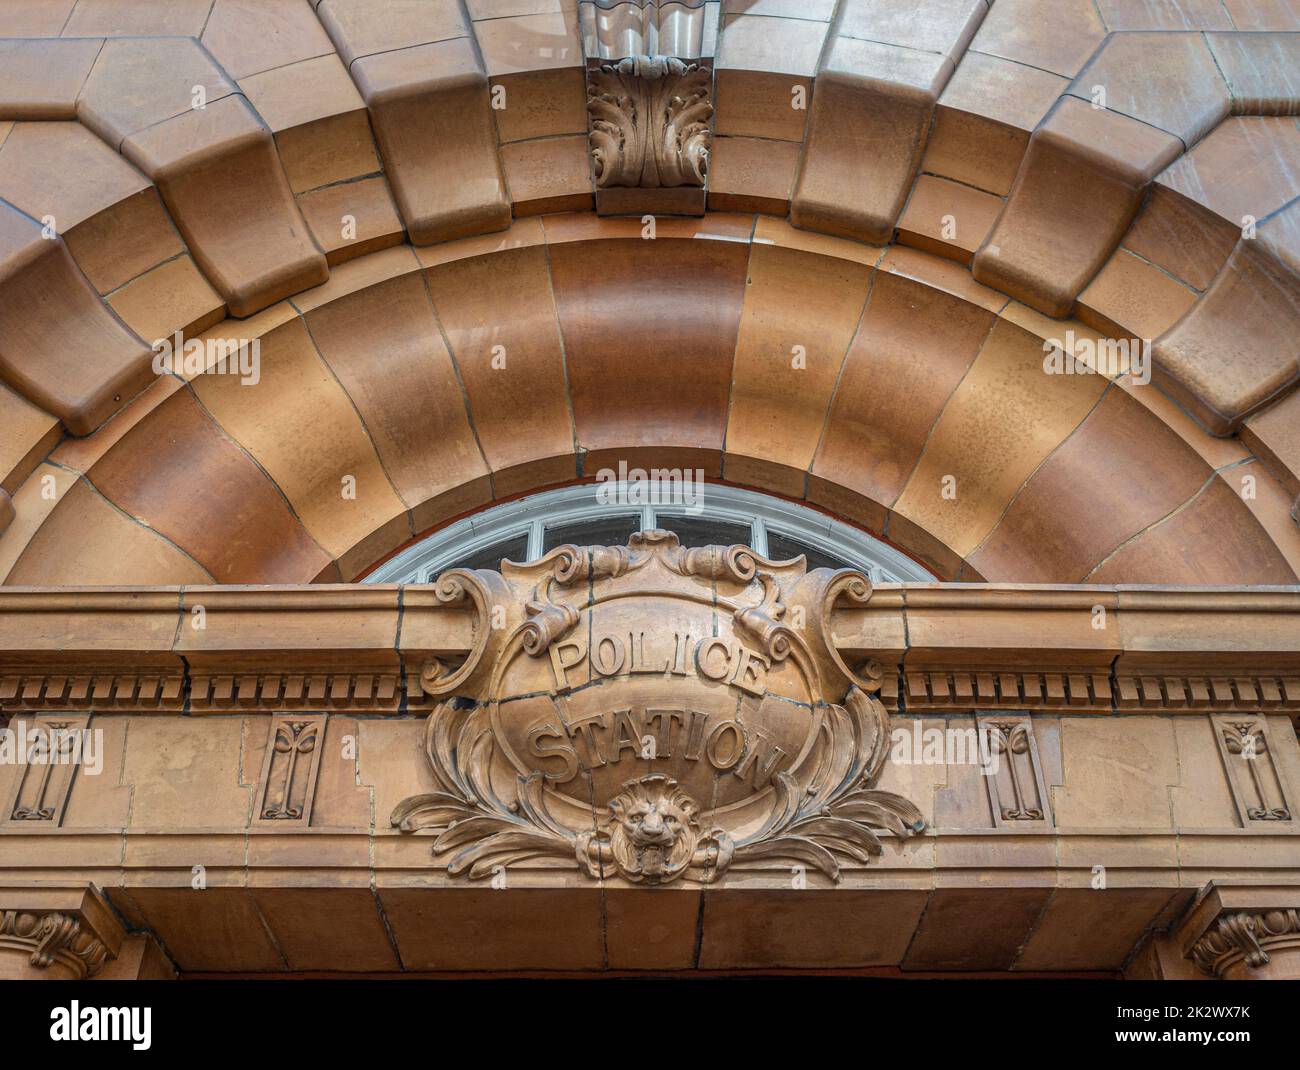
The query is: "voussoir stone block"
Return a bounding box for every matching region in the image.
[0,38,103,121]
[351,38,511,245]
[792,36,951,244]
[122,95,329,317]
[1154,201,1300,435]
[973,96,1182,316]
[0,200,154,436]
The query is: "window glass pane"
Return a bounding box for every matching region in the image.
[656,515,752,548]
[441,534,530,576]
[766,531,850,572]
[542,515,641,552]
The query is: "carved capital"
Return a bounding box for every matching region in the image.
[0,910,110,978]
[0,885,123,980]
[1178,885,1300,980]
[1190,909,1300,978]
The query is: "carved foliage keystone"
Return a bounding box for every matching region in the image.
[587,57,712,189]
[393,531,925,886]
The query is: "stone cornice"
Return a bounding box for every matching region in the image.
[0,583,1298,717]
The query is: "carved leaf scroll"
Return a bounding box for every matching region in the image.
[588,57,712,189]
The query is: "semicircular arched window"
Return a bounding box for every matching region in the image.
[364,484,934,583]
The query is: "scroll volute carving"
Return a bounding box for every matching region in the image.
[392,530,926,887]
[588,56,712,190]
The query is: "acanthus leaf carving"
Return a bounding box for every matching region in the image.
[588,56,712,189]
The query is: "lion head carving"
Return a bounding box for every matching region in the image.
[577,774,734,884]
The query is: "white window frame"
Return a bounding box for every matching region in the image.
[363,483,934,583]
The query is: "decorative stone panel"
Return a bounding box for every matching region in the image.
[1213,716,1294,824]
[255,715,325,826]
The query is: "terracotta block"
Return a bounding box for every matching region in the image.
[0,120,182,295]
[288,243,420,313]
[304,272,493,531]
[604,888,701,970]
[877,243,1006,313]
[426,244,576,495]
[1077,247,1197,340]
[835,0,987,60]
[1052,716,1180,833]
[791,36,950,244]
[241,55,380,193]
[50,374,182,474]
[1243,390,1300,499]
[707,136,799,215]
[202,0,336,80]
[0,463,66,582]
[716,13,827,78]
[378,887,604,971]
[751,215,879,266]
[298,176,405,264]
[5,478,212,585]
[1223,0,1300,29]
[713,69,813,141]
[0,487,11,535]
[111,888,284,974]
[698,890,928,969]
[923,52,1066,196]
[1114,364,1250,470]
[251,888,399,971]
[78,38,239,149]
[88,390,334,583]
[541,210,754,245]
[969,0,1106,77]
[1229,458,1300,577]
[724,243,872,495]
[1088,474,1296,583]
[548,237,747,469]
[190,318,411,578]
[969,387,1211,582]
[1159,118,1300,233]
[1123,183,1237,292]
[490,66,587,143]
[107,256,226,343]
[904,888,1052,971]
[0,38,102,120]
[896,175,1002,265]
[972,97,1183,316]
[0,202,154,436]
[1207,32,1300,115]
[500,135,592,216]
[352,38,511,245]
[713,14,825,139]
[473,9,582,77]
[1017,889,1185,972]
[122,95,329,317]
[317,0,471,66]
[1095,0,1234,30]
[892,318,1107,557]
[0,1,76,35]
[0,383,59,492]
[810,271,996,530]
[415,216,545,268]
[1154,207,1300,435]
[1069,32,1230,147]
[181,302,300,380]
[63,0,215,35]
[67,189,182,296]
